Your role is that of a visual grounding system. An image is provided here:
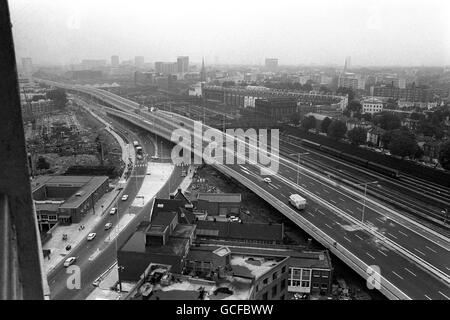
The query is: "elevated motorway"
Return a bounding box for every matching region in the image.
[38,80,450,300]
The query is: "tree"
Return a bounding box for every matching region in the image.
[362,113,372,122]
[319,85,331,94]
[46,88,67,110]
[327,120,347,140]
[388,129,419,158]
[373,112,401,130]
[290,112,301,125]
[36,157,50,170]
[336,87,355,101]
[347,127,367,145]
[439,141,450,170]
[302,82,313,92]
[301,116,317,131]
[410,112,425,121]
[321,117,332,133]
[347,100,362,113]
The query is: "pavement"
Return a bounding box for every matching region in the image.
[178,165,197,193]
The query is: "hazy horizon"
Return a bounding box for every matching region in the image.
[9,0,450,67]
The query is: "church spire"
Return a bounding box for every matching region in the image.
[200,57,206,82]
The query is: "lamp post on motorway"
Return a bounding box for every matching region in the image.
[354,180,380,223]
[290,152,309,185]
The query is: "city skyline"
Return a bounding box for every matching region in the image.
[9,0,450,67]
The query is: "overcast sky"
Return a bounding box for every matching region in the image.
[9,0,450,67]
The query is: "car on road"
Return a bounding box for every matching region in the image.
[104,222,113,230]
[121,194,129,201]
[64,257,76,267]
[87,233,96,241]
[136,154,143,160]
[109,207,117,215]
[263,177,271,183]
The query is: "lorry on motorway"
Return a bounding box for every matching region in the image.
[133,141,139,147]
[289,194,306,210]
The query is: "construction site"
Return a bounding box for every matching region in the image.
[24,95,124,178]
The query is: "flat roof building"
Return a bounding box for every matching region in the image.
[31,175,109,231]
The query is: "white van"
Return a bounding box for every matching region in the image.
[289,194,306,210]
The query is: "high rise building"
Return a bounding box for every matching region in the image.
[155,62,177,75]
[111,55,119,68]
[200,57,206,82]
[344,56,351,72]
[135,56,145,68]
[21,57,33,81]
[265,58,278,71]
[177,56,189,73]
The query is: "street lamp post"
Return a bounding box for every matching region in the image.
[290,152,309,185]
[354,180,379,223]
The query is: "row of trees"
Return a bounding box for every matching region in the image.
[300,116,347,140]
[298,115,427,159]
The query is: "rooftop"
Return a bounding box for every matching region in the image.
[196,193,241,203]
[31,175,109,209]
[196,220,283,242]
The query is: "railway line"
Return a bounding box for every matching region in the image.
[280,134,450,227]
[278,144,449,233]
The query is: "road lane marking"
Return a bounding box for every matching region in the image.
[366,252,376,260]
[307,211,314,217]
[325,223,332,229]
[392,271,404,280]
[354,234,364,241]
[425,246,437,253]
[330,199,337,204]
[338,197,346,202]
[343,236,352,243]
[345,209,353,214]
[439,291,450,300]
[398,231,409,237]
[301,183,307,188]
[377,249,388,257]
[387,232,398,240]
[404,268,417,277]
[424,295,432,300]
[414,248,426,256]
[316,209,325,216]
[323,189,330,194]
[376,217,385,223]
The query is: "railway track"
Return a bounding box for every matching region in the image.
[278,145,449,233]
[282,134,450,209]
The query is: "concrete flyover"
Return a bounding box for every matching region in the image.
[37,79,450,300]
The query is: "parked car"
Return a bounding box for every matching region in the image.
[104,223,113,230]
[65,245,72,251]
[64,257,76,267]
[263,177,272,183]
[109,207,117,215]
[121,194,129,201]
[87,233,96,241]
